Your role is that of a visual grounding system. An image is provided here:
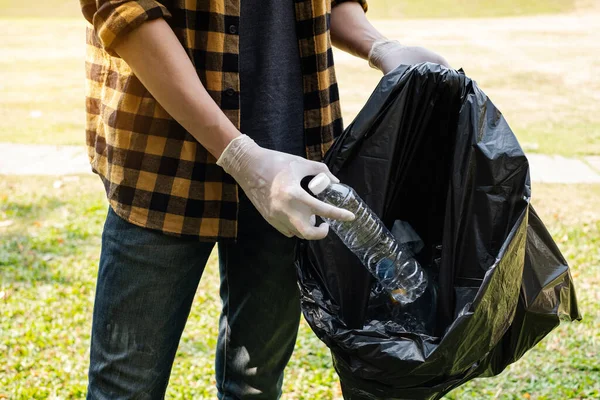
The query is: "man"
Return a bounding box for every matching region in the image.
[80,0,449,398]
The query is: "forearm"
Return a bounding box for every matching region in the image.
[114,18,239,158]
[330,2,385,60]
[331,2,450,74]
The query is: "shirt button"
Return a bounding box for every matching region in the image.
[229,24,238,34]
[225,88,235,96]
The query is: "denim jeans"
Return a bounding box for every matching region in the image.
[87,193,301,399]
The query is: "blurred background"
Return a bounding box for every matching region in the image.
[1,0,599,398]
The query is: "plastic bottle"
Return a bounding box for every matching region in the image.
[308,173,428,305]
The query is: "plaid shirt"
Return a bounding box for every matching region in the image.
[80,0,368,240]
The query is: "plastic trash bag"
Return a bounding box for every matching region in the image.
[295,63,581,400]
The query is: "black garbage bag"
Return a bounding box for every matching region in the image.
[295,63,581,400]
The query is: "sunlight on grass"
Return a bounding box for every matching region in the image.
[1,1,599,398]
[1,176,598,398]
[0,19,86,145]
[2,10,599,155]
[333,12,600,156]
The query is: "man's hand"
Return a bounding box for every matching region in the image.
[111,19,354,240]
[217,135,355,240]
[368,39,451,75]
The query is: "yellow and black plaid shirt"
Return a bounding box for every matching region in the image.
[80,0,368,240]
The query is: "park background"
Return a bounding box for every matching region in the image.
[1,0,599,398]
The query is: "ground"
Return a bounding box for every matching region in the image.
[1,1,599,155]
[1,1,599,399]
[1,177,598,399]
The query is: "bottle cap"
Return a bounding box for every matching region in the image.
[308,173,331,195]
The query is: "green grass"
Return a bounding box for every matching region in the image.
[1,176,599,399]
[1,2,598,398]
[474,68,600,156]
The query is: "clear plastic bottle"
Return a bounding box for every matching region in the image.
[308,173,428,305]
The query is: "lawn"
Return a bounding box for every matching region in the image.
[1,1,599,155]
[1,1,599,398]
[0,176,598,399]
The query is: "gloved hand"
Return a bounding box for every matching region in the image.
[368,39,450,75]
[217,134,355,240]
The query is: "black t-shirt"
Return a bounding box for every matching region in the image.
[239,0,306,157]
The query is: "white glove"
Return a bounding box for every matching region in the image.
[217,135,355,240]
[368,39,450,75]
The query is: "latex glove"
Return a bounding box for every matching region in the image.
[217,135,355,240]
[368,39,451,75]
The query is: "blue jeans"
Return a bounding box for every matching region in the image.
[87,194,301,399]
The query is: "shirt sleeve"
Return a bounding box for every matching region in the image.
[331,0,368,12]
[79,0,172,57]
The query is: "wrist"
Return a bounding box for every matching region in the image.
[368,39,402,71]
[189,113,241,160]
[216,134,259,175]
[213,126,242,160]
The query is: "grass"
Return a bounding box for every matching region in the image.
[1,176,599,399]
[0,2,598,398]
[2,3,599,155]
[333,9,600,157]
[0,19,85,146]
[0,175,342,399]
